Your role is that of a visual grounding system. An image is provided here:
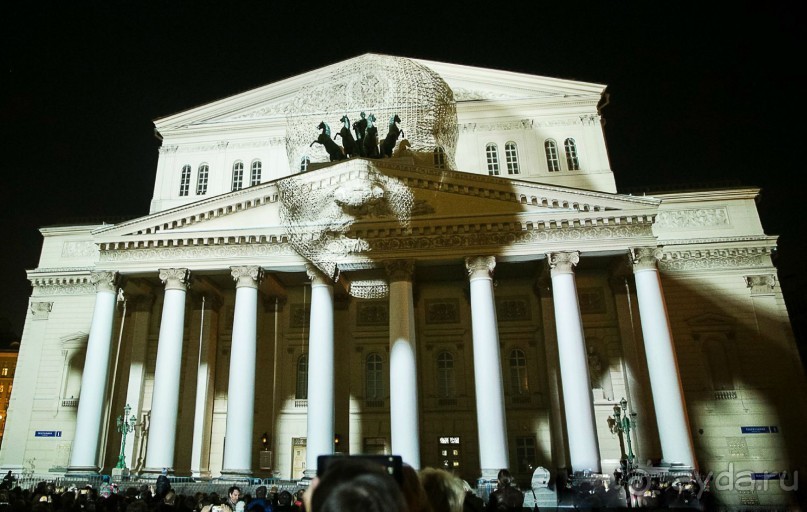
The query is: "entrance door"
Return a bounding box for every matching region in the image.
[291,437,307,479]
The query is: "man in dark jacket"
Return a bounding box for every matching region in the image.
[487,469,524,511]
[246,486,272,512]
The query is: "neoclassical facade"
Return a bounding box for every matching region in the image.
[2,54,804,507]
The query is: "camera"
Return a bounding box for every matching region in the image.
[317,454,403,484]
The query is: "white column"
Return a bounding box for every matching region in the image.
[68,271,118,473]
[190,296,219,480]
[222,266,263,476]
[386,260,421,469]
[145,268,190,473]
[631,248,696,469]
[304,264,335,478]
[121,295,155,473]
[465,256,509,479]
[548,251,601,473]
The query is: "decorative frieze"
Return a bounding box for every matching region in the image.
[101,243,295,261]
[655,207,729,229]
[459,119,533,133]
[659,247,772,272]
[30,301,53,320]
[61,241,97,258]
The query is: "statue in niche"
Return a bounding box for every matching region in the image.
[335,115,357,158]
[310,121,346,162]
[380,114,404,157]
[587,344,614,400]
[352,112,368,157]
[363,113,380,158]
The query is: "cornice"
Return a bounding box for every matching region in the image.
[97,212,655,257]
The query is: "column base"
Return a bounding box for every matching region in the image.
[65,465,100,476]
[140,467,174,476]
[191,470,213,481]
[111,468,130,480]
[218,470,253,482]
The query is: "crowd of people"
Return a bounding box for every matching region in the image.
[0,464,529,512]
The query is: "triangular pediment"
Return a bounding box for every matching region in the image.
[153,53,606,134]
[95,158,658,245]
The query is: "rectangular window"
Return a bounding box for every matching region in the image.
[516,436,537,474]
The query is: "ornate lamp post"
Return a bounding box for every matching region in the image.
[611,397,637,469]
[115,404,137,470]
[609,397,637,508]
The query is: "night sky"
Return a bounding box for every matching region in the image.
[2,3,804,357]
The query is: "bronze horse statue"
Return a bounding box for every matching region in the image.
[352,112,368,157]
[380,114,404,158]
[310,121,346,162]
[334,115,357,158]
[363,113,380,158]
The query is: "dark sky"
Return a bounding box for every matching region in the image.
[1,3,804,352]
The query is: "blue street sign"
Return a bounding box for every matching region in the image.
[740,426,779,434]
[34,431,62,437]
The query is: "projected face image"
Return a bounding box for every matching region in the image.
[278,165,414,280]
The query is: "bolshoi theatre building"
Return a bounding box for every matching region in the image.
[2,54,805,507]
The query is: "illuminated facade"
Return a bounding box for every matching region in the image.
[1,55,804,508]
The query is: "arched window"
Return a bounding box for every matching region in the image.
[250,160,262,186]
[295,354,308,400]
[545,140,561,172]
[196,164,209,195]
[505,142,520,174]
[232,161,244,191]
[486,143,500,176]
[366,353,384,400]
[509,349,529,396]
[564,138,580,170]
[433,147,446,169]
[179,165,191,196]
[437,351,456,398]
[300,156,310,173]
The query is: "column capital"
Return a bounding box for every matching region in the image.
[90,271,118,293]
[305,263,332,286]
[465,256,496,280]
[745,274,776,295]
[159,268,191,291]
[630,247,663,271]
[30,301,54,320]
[231,266,264,289]
[547,251,580,277]
[385,259,415,282]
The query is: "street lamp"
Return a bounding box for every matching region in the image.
[609,397,638,508]
[115,404,137,470]
[610,397,636,469]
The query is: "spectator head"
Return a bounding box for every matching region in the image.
[310,457,407,512]
[399,464,431,512]
[254,486,267,499]
[419,467,465,512]
[277,491,292,507]
[497,469,514,488]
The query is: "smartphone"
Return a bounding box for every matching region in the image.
[317,454,403,484]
